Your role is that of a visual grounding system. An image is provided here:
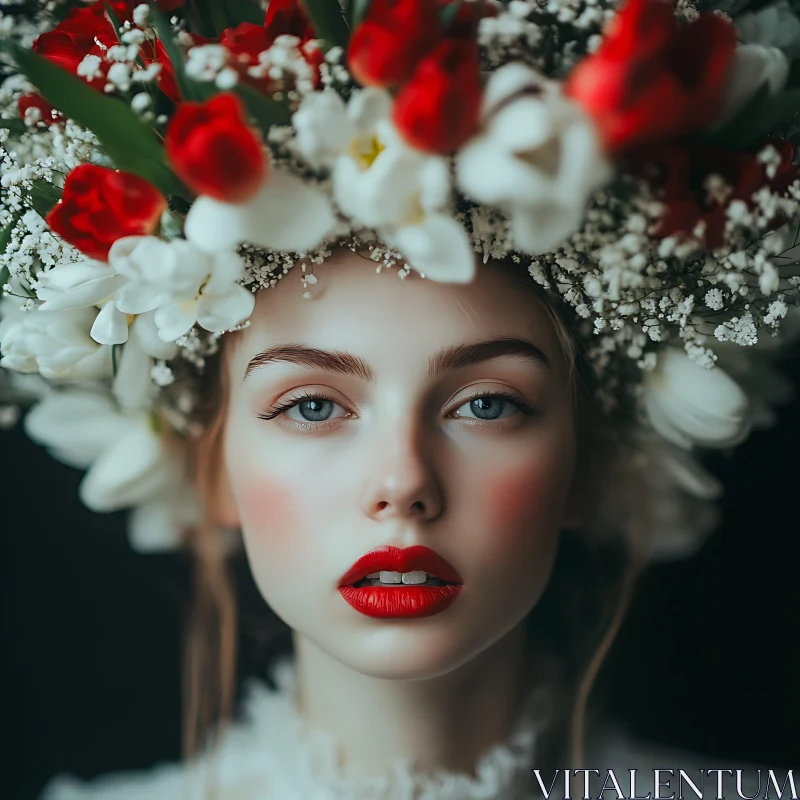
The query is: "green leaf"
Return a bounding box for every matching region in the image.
[302,0,350,49]
[188,0,231,37]
[348,0,372,27]
[148,1,213,102]
[225,0,265,26]
[440,0,462,30]
[28,180,62,219]
[0,41,188,199]
[0,117,26,135]
[104,2,124,43]
[233,83,292,132]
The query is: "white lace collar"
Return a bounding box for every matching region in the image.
[227,656,555,800]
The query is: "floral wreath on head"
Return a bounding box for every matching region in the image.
[0,0,798,556]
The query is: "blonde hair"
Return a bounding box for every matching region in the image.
[182,257,642,781]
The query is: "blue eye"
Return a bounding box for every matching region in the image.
[453,390,538,422]
[287,397,337,422]
[258,389,537,428]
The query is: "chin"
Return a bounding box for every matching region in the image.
[315,621,504,682]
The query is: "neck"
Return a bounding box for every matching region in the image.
[292,623,534,776]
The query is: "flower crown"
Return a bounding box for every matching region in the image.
[1,0,798,554]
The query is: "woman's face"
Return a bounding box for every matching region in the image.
[219,250,578,680]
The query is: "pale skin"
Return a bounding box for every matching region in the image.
[206,249,580,776]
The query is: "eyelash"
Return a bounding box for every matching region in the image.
[257,389,539,432]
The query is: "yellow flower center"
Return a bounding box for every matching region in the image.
[350,134,385,170]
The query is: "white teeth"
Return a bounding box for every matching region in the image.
[361,570,435,585]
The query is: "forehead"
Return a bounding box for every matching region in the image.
[234,250,565,373]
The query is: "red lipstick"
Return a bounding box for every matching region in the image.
[338,545,463,619]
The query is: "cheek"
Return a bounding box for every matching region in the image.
[463,434,574,579]
[480,452,572,533]
[223,424,308,567]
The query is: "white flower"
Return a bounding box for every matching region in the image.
[640,438,722,561]
[737,1,800,58]
[36,258,124,312]
[184,168,337,256]
[292,88,475,283]
[0,299,112,380]
[24,389,196,551]
[456,64,611,255]
[111,312,179,411]
[108,236,256,342]
[128,486,199,553]
[715,44,789,128]
[643,348,751,449]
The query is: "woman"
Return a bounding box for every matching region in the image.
[0,0,796,797]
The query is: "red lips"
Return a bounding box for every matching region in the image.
[338,545,463,620]
[338,545,462,587]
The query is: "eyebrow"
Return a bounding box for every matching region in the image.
[244,337,550,382]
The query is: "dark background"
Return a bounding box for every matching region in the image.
[3,359,799,799]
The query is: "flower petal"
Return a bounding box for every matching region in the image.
[292,90,352,167]
[91,302,129,345]
[112,337,156,411]
[132,311,179,360]
[79,424,173,512]
[196,284,255,333]
[37,260,124,311]
[644,348,752,448]
[24,390,131,469]
[154,300,198,342]
[128,491,197,553]
[184,169,337,254]
[389,214,476,284]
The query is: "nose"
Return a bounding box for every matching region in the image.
[359,421,444,523]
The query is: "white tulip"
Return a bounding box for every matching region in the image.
[0,299,112,380]
[184,168,337,256]
[643,348,751,449]
[737,1,800,58]
[108,236,256,342]
[36,259,124,312]
[24,389,176,513]
[129,485,199,553]
[456,63,612,256]
[112,313,179,411]
[715,44,789,128]
[292,89,476,283]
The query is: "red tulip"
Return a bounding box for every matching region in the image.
[46,165,167,262]
[32,0,181,102]
[265,0,316,40]
[165,93,267,202]
[18,93,63,126]
[392,39,483,154]
[347,0,443,88]
[565,0,737,154]
[221,2,322,92]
